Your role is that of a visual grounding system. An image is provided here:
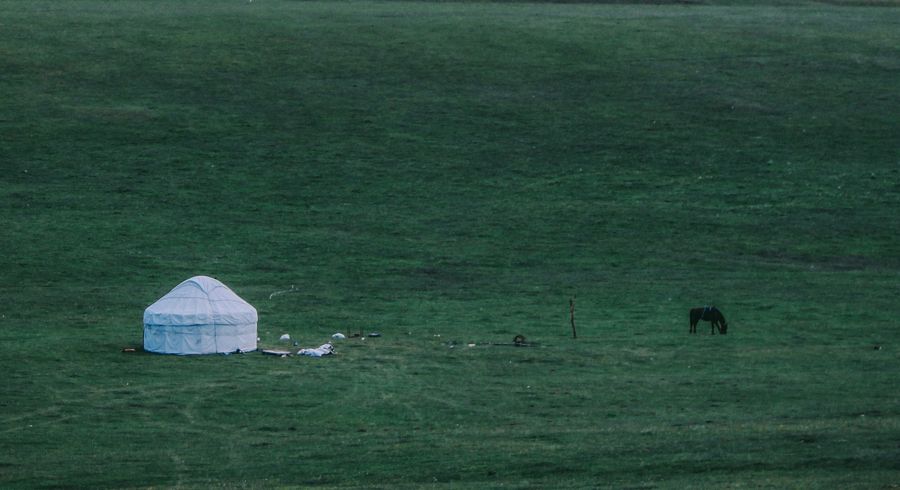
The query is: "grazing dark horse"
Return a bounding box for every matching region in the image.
[690,306,728,334]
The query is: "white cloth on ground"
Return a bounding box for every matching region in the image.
[297,343,334,357]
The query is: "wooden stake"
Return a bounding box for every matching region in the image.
[570,296,577,339]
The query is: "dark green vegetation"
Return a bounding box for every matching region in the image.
[2,0,899,487]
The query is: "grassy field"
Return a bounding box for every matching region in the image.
[2,0,899,488]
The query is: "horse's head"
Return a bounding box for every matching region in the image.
[719,322,728,334]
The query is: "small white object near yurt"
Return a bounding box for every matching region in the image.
[143,276,258,355]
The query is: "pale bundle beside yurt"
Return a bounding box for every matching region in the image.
[143,276,257,355]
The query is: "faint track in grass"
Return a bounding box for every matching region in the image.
[0,406,76,434]
[167,450,189,488]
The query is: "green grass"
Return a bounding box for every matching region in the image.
[2,0,899,487]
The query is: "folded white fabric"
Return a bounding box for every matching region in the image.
[297,343,334,357]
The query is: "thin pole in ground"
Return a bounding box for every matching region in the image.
[570,296,577,339]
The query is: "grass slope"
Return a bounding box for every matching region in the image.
[1,0,899,488]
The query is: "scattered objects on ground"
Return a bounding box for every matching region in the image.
[448,335,536,348]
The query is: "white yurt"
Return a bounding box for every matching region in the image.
[143,276,258,355]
